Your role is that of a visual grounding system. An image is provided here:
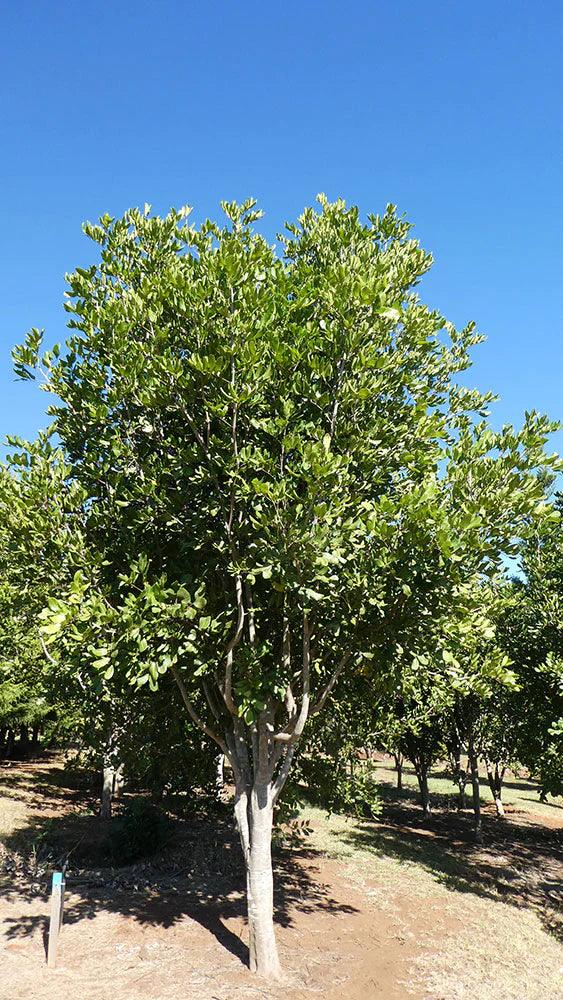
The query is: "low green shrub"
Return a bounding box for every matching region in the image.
[108,798,171,864]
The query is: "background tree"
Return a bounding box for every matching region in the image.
[0,438,84,758]
[498,512,563,798]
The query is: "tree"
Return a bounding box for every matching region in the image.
[15,197,558,977]
[0,438,85,758]
[292,672,382,819]
[498,511,563,799]
[374,580,534,836]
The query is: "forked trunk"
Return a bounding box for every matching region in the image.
[485,758,505,818]
[451,751,468,810]
[419,770,431,817]
[413,760,431,816]
[457,773,468,811]
[170,607,324,980]
[493,795,505,818]
[234,780,281,979]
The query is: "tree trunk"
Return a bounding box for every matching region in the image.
[215,753,225,794]
[113,763,124,800]
[393,752,403,790]
[468,737,482,842]
[485,758,505,818]
[31,724,40,746]
[101,759,114,820]
[234,780,281,979]
[6,729,15,760]
[453,753,468,810]
[415,762,431,817]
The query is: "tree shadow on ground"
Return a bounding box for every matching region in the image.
[0,782,358,968]
[2,757,561,968]
[341,795,563,940]
[376,780,484,814]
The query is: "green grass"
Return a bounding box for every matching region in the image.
[372,758,562,819]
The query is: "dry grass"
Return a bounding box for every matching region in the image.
[0,785,31,840]
[414,899,563,1000]
[300,804,563,1000]
[1,757,562,999]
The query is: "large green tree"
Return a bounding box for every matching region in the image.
[15,197,557,978]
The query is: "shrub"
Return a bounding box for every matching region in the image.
[108,798,171,864]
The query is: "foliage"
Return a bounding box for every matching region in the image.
[0,439,85,749]
[9,195,561,975]
[498,512,563,796]
[300,753,381,818]
[20,200,557,757]
[108,797,171,864]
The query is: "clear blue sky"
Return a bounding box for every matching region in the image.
[2,1,562,451]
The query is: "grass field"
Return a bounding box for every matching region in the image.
[371,756,562,820]
[300,801,563,1000]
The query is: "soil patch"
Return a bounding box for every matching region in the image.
[1,756,562,1000]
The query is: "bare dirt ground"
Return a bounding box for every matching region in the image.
[0,756,562,1000]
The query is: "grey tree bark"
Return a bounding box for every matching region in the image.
[113,762,124,799]
[451,751,468,810]
[170,607,350,980]
[409,751,432,816]
[393,752,404,790]
[417,767,432,817]
[456,758,468,810]
[101,758,114,820]
[215,752,225,794]
[235,780,280,978]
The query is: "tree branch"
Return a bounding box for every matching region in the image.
[310,651,352,715]
[222,575,245,715]
[171,664,228,754]
[273,612,311,743]
[271,743,297,805]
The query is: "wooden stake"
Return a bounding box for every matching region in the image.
[47,871,65,968]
